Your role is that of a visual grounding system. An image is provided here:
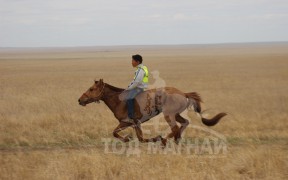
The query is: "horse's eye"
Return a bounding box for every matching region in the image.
[89,88,93,92]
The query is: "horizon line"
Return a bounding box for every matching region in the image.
[1,41,288,49]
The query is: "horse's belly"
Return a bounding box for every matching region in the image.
[139,109,162,123]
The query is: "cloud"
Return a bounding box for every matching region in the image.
[259,13,288,20]
[1,0,288,47]
[172,13,190,21]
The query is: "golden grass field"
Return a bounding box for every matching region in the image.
[0,43,288,179]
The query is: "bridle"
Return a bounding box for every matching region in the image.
[82,83,106,103]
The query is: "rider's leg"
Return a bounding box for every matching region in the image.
[127,88,143,119]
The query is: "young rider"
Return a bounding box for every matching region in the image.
[126,54,149,122]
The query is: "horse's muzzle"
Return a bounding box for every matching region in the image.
[78,99,86,106]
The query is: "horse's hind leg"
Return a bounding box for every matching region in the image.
[164,115,180,143]
[113,122,133,142]
[175,113,189,144]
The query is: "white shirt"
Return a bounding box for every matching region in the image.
[127,64,148,90]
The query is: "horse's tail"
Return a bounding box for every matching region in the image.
[185,92,227,126]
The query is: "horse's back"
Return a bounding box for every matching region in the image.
[143,87,185,97]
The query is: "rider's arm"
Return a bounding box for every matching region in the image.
[127,69,145,90]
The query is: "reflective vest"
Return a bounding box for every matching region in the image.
[134,65,149,83]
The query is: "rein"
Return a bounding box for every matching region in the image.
[82,83,106,103]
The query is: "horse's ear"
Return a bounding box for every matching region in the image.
[96,78,104,86]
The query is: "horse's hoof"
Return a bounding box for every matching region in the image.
[174,138,181,145]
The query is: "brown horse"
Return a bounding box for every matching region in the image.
[78,79,226,146]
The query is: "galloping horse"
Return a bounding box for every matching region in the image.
[78,79,226,146]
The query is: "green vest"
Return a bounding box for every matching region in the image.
[134,65,149,83]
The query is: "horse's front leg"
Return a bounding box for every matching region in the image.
[113,122,133,142]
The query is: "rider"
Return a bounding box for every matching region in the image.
[126,54,149,122]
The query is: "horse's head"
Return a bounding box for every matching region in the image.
[78,79,105,106]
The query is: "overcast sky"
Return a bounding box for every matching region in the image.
[0,0,288,47]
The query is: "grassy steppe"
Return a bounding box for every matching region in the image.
[0,43,287,179]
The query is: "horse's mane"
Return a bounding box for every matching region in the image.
[105,83,125,92]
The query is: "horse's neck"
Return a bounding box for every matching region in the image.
[101,85,123,113]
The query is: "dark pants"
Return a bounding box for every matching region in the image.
[126,88,144,119]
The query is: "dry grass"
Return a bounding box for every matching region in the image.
[0,43,288,179]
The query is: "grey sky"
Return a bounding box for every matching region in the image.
[0,0,288,47]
